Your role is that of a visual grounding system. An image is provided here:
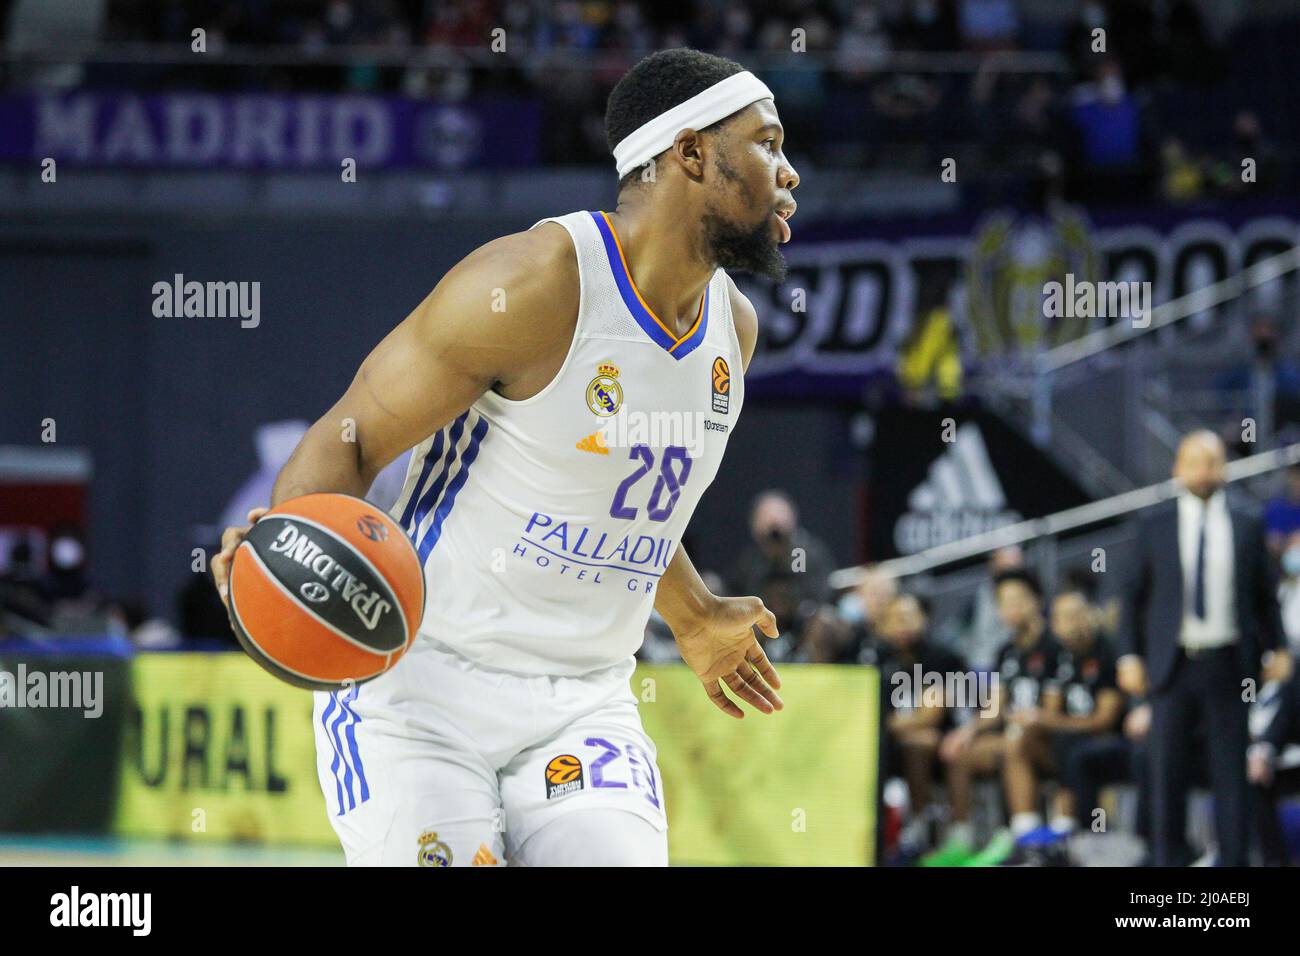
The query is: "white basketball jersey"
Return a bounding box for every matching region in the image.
[388,210,745,676]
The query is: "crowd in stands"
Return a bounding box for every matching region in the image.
[0,525,193,646]
[3,1,1289,204]
[5,0,1300,864]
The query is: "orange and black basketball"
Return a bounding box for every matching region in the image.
[228,492,425,690]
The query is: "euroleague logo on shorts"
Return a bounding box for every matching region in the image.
[711,356,730,414]
[544,753,584,800]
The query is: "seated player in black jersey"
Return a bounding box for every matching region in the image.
[1250,669,1300,865]
[922,569,1062,866]
[868,593,968,856]
[1001,587,1124,863]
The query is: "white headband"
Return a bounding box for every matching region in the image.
[612,71,774,178]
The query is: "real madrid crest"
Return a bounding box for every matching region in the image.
[417,829,453,867]
[586,361,623,417]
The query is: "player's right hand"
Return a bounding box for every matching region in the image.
[671,594,783,720]
[210,507,269,608]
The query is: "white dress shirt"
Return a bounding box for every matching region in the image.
[1177,489,1237,648]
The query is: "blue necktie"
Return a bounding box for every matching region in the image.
[1193,507,1207,619]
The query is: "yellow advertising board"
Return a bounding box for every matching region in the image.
[114,653,336,845]
[114,654,879,864]
[635,663,878,866]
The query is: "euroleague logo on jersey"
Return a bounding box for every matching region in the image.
[586,361,624,417]
[711,356,730,414]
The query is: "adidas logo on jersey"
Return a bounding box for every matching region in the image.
[576,431,610,455]
[472,844,499,866]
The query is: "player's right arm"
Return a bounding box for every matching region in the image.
[210,223,579,601]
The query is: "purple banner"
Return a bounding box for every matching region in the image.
[0,92,539,171]
[734,200,1300,399]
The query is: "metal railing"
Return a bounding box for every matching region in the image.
[829,440,1300,589]
[1029,246,1300,444]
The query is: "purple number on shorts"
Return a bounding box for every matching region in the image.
[625,743,661,810]
[584,737,627,789]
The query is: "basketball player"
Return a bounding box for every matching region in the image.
[922,569,1062,866]
[209,49,799,866]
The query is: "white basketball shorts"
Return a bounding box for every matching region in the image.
[310,635,668,866]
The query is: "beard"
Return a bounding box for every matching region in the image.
[701,207,788,281]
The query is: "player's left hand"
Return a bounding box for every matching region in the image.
[672,595,784,719]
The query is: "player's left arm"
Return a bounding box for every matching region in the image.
[653,276,780,720]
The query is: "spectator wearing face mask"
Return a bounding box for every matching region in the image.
[0,539,52,634]
[1216,320,1300,444]
[731,492,834,597]
[1064,1,1108,81]
[43,524,120,634]
[835,565,899,664]
[1064,57,1156,204]
[1208,111,1281,197]
[1266,468,1300,559]
[730,490,838,661]
[46,525,89,602]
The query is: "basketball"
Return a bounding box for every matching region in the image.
[228,493,425,690]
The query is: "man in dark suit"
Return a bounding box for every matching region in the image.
[1118,430,1291,866]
